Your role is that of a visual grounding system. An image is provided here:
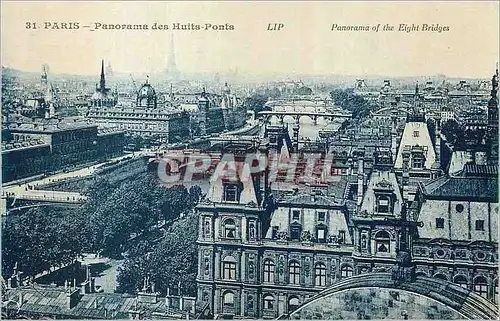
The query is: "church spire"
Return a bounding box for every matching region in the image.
[100,59,106,91]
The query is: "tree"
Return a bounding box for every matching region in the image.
[330,88,372,119]
[441,119,465,147]
[2,207,85,278]
[244,94,270,113]
[116,210,199,296]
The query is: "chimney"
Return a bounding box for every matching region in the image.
[357,159,364,207]
[18,292,24,307]
[66,288,81,309]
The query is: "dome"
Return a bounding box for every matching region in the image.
[136,78,157,108]
[138,83,156,100]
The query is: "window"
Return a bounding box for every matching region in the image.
[223,183,240,202]
[375,230,391,254]
[292,210,300,220]
[289,261,301,284]
[413,130,419,137]
[316,226,327,243]
[290,223,302,241]
[263,295,274,310]
[338,230,346,244]
[455,204,464,213]
[376,195,391,213]
[475,220,485,231]
[314,263,327,286]
[223,219,236,238]
[272,226,279,239]
[454,275,468,289]
[412,155,425,169]
[223,291,234,307]
[435,218,445,229]
[340,265,354,278]
[434,273,447,281]
[288,297,300,312]
[263,259,275,283]
[474,277,488,299]
[222,258,237,280]
[317,212,326,222]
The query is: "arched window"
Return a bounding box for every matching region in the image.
[454,275,468,289]
[434,273,448,281]
[289,261,301,285]
[222,256,237,280]
[340,265,354,278]
[263,259,275,283]
[223,291,235,308]
[288,297,300,312]
[314,263,327,286]
[263,294,275,310]
[223,218,236,238]
[375,230,391,254]
[474,276,488,299]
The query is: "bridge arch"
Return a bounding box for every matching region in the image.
[286,273,498,320]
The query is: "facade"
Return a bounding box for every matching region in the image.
[411,164,498,304]
[195,128,497,319]
[2,116,123,183]
[87,78,190,143]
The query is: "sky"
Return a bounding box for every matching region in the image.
[1,1,499,78]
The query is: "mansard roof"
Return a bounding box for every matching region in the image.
[420,174,498,202]
[277,193,342,208]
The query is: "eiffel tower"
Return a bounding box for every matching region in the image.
[166,33,179,80]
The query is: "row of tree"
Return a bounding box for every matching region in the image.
[2,171,202,290]
[330,88,372,119]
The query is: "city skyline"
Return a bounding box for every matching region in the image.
[1,1,499,78]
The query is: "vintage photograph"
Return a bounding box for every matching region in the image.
[1,1,499,319]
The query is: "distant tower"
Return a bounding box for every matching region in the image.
[45,83,56,118]
[40,64,48,85]
[487,64,499,163]
[166,34,179,80]
[100,59,106,91]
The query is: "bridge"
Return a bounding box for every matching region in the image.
[258,110,351,125]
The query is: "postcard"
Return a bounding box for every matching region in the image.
[1,1,498,320]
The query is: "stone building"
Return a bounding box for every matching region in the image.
[195,135,498,319]
[2,116,123,183]
[411,164,498,303]
[87,78,190,144]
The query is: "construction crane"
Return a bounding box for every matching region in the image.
[129,74,138,95]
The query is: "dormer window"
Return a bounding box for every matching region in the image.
[376,195,391,214]
[412,156,425,169]
[223,183,240,202]
[316,225,328,243]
